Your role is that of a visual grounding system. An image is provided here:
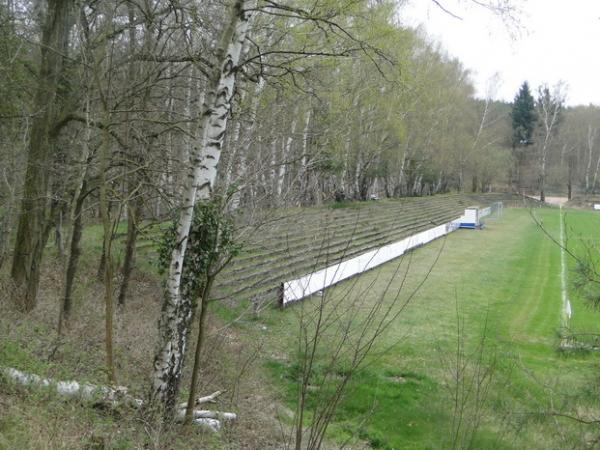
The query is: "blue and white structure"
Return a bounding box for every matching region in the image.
[456,206,481,229]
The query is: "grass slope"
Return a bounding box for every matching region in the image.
[2,203,599,449]
[261,208,600,449]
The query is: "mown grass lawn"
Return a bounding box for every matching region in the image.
[264,207,600,449]
[561,208,600,333]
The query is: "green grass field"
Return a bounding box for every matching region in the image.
[262,207,600,449]
[2,205,600,449]
[562,208,600,334]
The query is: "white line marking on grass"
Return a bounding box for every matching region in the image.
[559,205,572,325]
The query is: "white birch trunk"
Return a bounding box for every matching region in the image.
[151,0,251,416]
[220,39,253,192]
[341,133,351,194]
[299,108,311,204]
[398,149,407,195]
[413,173,422,195]
[277,119,296,199]
[258,135,267,193]
[538,95,561,201]
[276,140,286,198]
[435,171,443,193]
[586,125,599,193]
[592,152,600,194]
[230,78,265,209]
[270,137,278,199]
[585,125,594,193]
[223,117,242,190]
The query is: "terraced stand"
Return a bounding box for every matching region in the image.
[210,193,522,306]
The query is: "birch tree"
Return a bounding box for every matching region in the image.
[535,83,565,202]
[150,0,252,416]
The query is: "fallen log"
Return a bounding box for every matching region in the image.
[193,389,226,405]
[1,367,234,432]
[192,418,221,432]
[1,367,142,408]
[177,408,237,421]
[177,389,226,410]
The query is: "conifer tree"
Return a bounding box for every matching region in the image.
[510,81,537,190]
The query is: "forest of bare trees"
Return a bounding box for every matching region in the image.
[2,0,600,444]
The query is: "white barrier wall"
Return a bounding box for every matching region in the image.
[282,221,459,306]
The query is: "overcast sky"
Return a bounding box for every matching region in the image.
[400,0,600,106]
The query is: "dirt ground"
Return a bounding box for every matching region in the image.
[543,196,569,206]
[526,195,569,206]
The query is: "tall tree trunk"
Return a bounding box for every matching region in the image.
[398,150,407,196]
[0,215,9,271]
[585,125,595,193]
[150,0,251,418]
[592,152,600,194]
[540,152,547,202]
[276,119,296,201]
[99,125,117,385]
[118,5,156,307]
[117,4,140,308]
[269,136,279,203]
[230,78,265,209]
[54,208,64,257]
[57,80,94,332]
[566,147,575,200]
[299,108,311,205]
[97,238,107,281]
[567,158,573,201]
[118,196,141,306]
[11,0,74,311]
[58,180,87,334]
[0,163,17,270]
[184,275,215,424]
